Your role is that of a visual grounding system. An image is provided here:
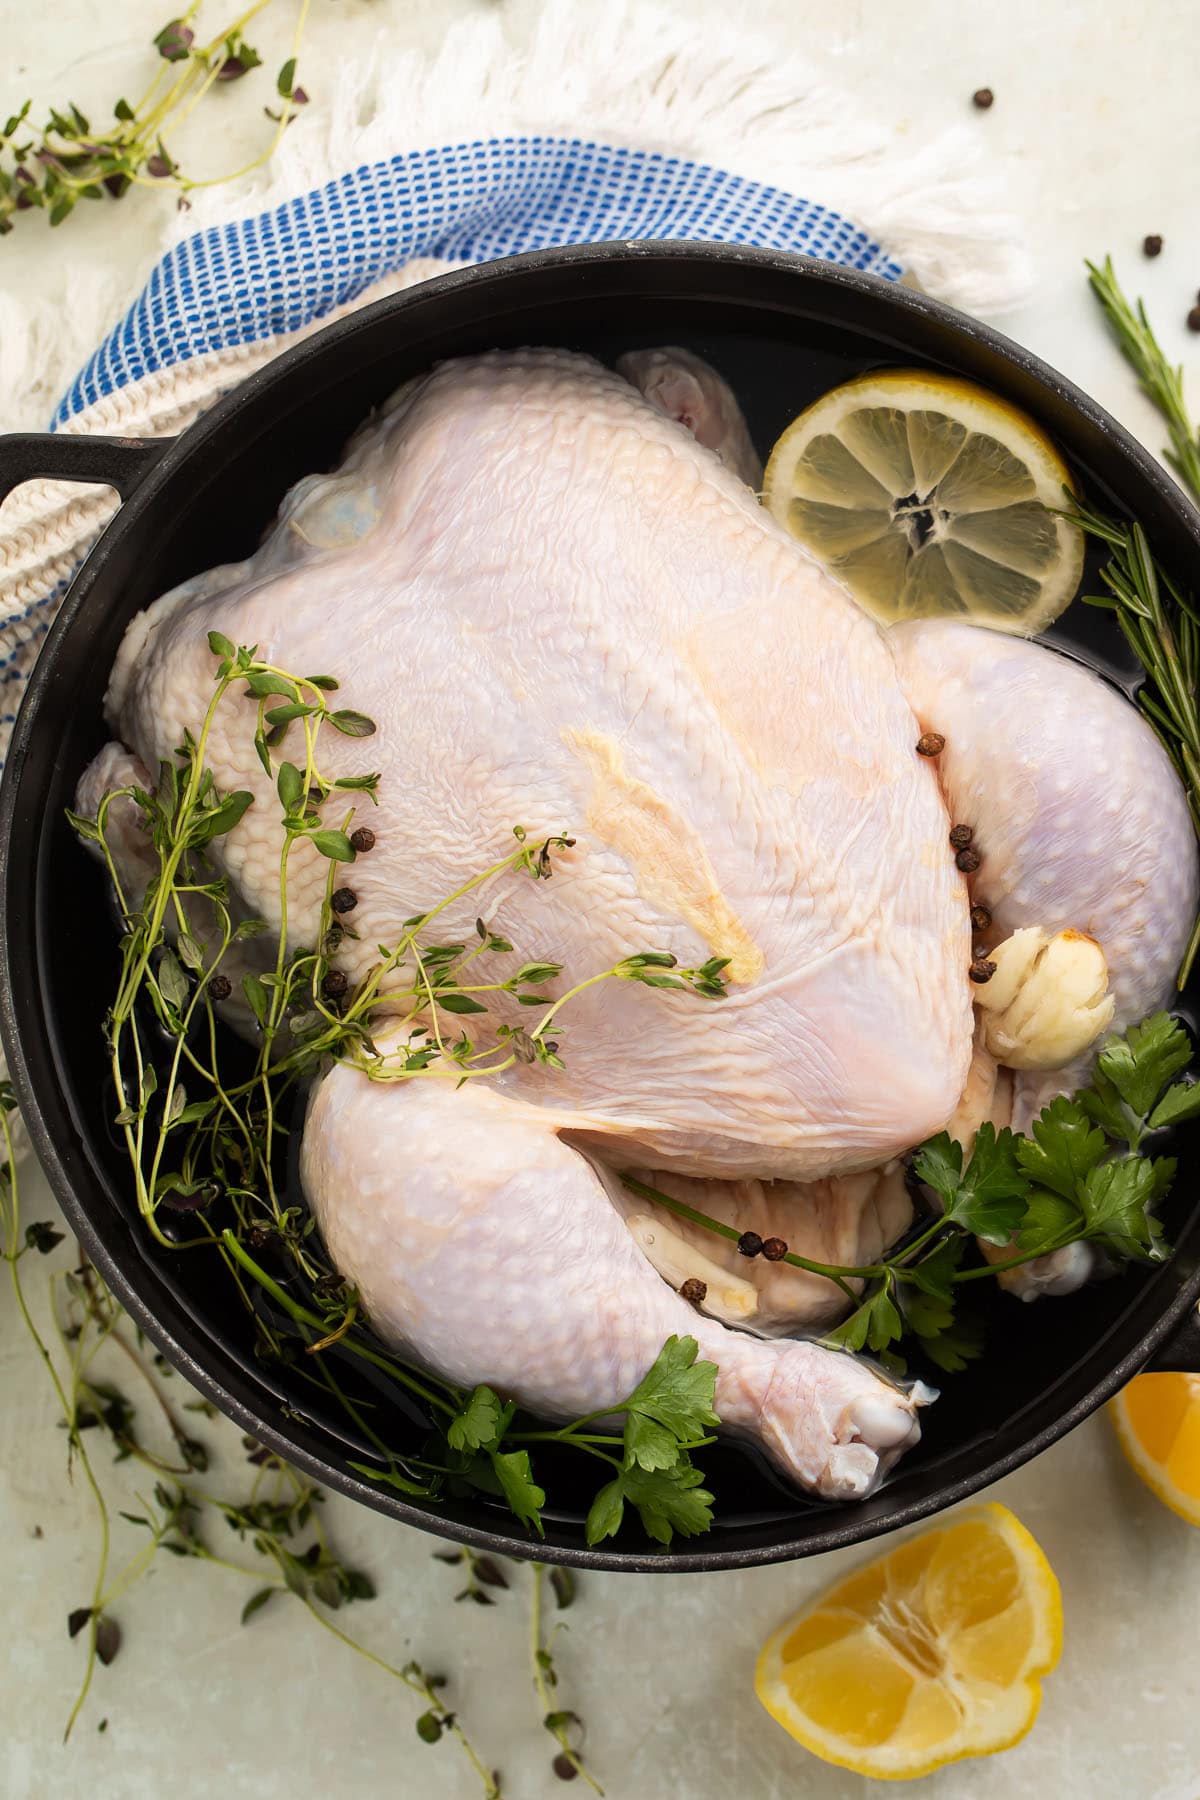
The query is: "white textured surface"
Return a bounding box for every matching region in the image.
[3,3,1200,1798]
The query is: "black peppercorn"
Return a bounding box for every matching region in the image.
[761,1236,788,1262]
[679,1277,707,1306]
[349,826,376,854]
[322,969,348,999]
[916,731,945,757]
[949,823,974,850]
[1142,234,1163,258]
[969,957,997,984]
[1188,305,1200,334]
[972,87,994,109]
[207,974,232,1001]
[956,847,982,873]
[330,887,358,915]
[737,1230,764,1258]
[970,903,992,931]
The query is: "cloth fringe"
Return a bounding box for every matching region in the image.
[175,0,1032,317]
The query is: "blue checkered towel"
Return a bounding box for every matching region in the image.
[56,136,901,427]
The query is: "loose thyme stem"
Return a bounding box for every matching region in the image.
[530,1564,603,1794]
[0,1117,111,1740]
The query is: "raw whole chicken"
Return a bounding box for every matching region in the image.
[79,346,1198,1501]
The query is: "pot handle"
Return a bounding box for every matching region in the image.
[1144,1304,1200,1375]
[0,431,172,508]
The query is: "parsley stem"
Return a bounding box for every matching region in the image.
[620,1174,864,1299]
[951,1236,1076,1282]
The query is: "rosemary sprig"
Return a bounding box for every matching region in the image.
[1067,497,1200,982]
[1,3,310,236]
[1087,256,1200,499]
[1078,257,1200,981]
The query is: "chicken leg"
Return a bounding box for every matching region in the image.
[892,618,1200,1293]
[301,1069,926,1500]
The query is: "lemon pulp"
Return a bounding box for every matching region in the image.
[754,1502,1064,1780]
[763,370,1084,633]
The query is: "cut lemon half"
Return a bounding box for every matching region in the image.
[754,1503,1063,1781]
[763,370,1084,633]
[1111,1369,1200,1526]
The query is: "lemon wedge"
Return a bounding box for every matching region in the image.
[754,1503,1063,1780]
[1112,1368,1200,1526]
[763,370,1084,633]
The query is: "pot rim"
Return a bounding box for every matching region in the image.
[4,240,1200,1571]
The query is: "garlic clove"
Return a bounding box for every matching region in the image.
[626,1213,759,1323]
[975,926,1114,1071]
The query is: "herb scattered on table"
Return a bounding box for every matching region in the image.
[434,1549,603,1790]
[530,1562,602,1790]
[0,1096,503,1790]
[1,3,310,236]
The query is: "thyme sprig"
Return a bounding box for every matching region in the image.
[1,3,309,236]
[433,1551,602,1790]
[2,1098,501,1789]
[531,1563,603,1792]
[73,634,726,1548]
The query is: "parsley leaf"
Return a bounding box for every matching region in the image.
[912,1134,962,1207]
[1077,1067,1133,1140]
[1016,1189,1084,1255]
[943,1123,1028,1244]
[446,1385,506,1453]
[586,1457,714,1547]
[824,1282,902,1356]
[488,1449,545,1535]
[917,1313,985,1374]
[623,1412,685,1473]
[622,1335,719,1443]
[914,1126,1027,1244]
[1148,1080,1200,1132]
[1016,1097,1108,1200]
[1079,1158,1166,1259]
[1097,1012,1192,1119]
[904,1234,968,1301]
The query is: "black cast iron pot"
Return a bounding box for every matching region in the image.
[2,244,1199,1573]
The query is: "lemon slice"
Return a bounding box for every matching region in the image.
[755,1503,1063,1780]
[763,370,1084,633]
[1112,1368,1200,1526]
